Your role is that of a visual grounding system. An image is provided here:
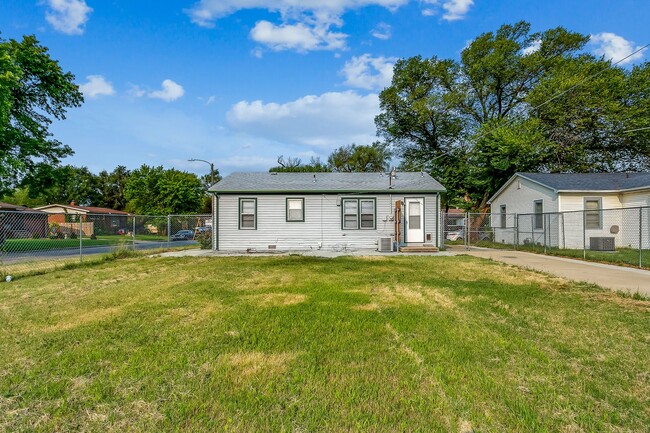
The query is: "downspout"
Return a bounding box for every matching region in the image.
[436,192,440,248]
[213,193,219,251]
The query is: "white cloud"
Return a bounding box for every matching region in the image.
[251,47,264,58]
[250,20,347,52]
[370,22,392,40]
[185,1,412,52]
[79,75,115,98]
[127,84,146,98]
[148,79,185,102]
[227,90,380,149]
[185,1,407,27]
[340,54,396,90]
[441,0,473,21]
[522,39,541,55]
[44,0,92,35]
[590,32,645,65]
[421,0,473,21]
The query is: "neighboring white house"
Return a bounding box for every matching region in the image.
[208,172,446,252]
[488,172,650,249]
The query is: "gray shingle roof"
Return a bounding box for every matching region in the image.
[519,172,650,191]
[209,172,445,193]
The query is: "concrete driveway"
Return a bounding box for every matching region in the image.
[448,246,650,296]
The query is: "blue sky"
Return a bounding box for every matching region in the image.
[1,0,648,178]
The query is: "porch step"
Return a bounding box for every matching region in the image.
[399,245,439,253]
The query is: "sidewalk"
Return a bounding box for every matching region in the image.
[448,246,650,296]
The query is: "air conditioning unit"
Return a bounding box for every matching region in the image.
[378,236,395,252]
[589,237,615,251]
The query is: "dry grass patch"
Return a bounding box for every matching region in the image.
[42,305,124,333]
[371,284,457,311]
[167,300,227,323]
[218,351,300,380]
[243,292,307,307]
[444,260,567,288]
[351,302,380,311]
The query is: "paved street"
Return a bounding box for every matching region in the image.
[0,240,197,264]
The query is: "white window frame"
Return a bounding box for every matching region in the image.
[584,197,602,230]
[239,198,257,230]
[286,198,305,222]
[341,198,376,230]
[534,200,543,230]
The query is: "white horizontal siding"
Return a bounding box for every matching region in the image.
[490,176,558,245]
[622,190,650,208]
[215,193,440,251]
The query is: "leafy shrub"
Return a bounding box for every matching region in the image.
[196,232,212,249]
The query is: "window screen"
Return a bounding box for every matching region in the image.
[286,198,304,222]
[240,199,256,229]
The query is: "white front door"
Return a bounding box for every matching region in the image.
[405,198,424,243]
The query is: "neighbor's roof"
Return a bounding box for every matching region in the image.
[34,204,130,215]
[209,172,445,193]
[489,172,650,203]
[0,202,45,212]
[519,172,650,191]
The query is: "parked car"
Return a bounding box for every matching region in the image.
[171,230,194,241]
[195,226,211,234]
[446,229,465,241]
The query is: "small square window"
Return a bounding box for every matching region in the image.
[286,198,304,222]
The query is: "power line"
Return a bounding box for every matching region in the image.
[622,126,650,134]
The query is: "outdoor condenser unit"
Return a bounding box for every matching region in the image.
[589,237,615,251]
[378,236,395,252]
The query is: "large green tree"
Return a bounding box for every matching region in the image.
[376,22,650,209]
[97,165,131,210]
[0,34,82,194]
[124,165,204,215]
[328,142,392,172]
[20,164,100,206]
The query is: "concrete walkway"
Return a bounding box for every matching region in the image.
[449,246,650,296]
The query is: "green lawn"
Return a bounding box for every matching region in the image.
[0,256,648,432]
[2,237,117,252]
[1,235,178,253]
[464,239,650,269]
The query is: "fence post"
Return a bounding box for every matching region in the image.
[582,209,586,260]
[167,216,171,248]
[543,213,547,254]
[639,207,643,268]
[514,213,518,250]
[132,216,136,250]
[465,212,469,250]
[79,217,83,263]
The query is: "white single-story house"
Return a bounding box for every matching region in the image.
[208,172,446,252]
[488,172,650,249]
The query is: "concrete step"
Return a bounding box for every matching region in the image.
[399,245,439,253]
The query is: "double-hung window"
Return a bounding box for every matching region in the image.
[534,200,543,230]
[342,198,376,230]
[286,198,304,222]
[500,205,507,229]
[239,198,256,229]
[584,197,602,229]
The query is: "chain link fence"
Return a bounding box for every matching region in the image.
[442,206,649,268]
[0,211,212,278]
